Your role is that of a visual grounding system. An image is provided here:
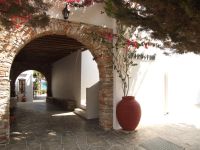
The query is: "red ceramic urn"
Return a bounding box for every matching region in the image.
[116,96,141,131]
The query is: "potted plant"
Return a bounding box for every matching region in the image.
[90,19,157,131]
[111,25,143,131]
[97,23,156,131]
[108,24,157,131]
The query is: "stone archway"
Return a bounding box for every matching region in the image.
[0,19,113,143]
[10,62,52,98]
[11,69,48,101]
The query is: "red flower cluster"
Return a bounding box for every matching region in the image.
[104,33,149,50]
[126,40,139,49]
[104,33,114,42]
[11,15,31,29]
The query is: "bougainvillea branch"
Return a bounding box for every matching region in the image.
[111,25,157,96]
[0,0,51,29]
[92,24,156,96]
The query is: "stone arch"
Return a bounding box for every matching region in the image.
[0,18,113,143]
[10,66,50,98]
[12,69,48,101]
[10,62,52,98]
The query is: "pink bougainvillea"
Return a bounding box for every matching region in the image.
[11,15,30,29]
[104,33,114,42]
[0,0,50,29]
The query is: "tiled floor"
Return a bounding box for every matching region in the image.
[1,101,200,150]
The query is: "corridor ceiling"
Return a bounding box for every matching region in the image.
[14,35,87,64]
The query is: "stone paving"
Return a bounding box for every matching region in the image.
[1,101,200,150]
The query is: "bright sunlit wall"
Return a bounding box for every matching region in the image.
[113,52,200,129]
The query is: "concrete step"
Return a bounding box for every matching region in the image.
[74,108,86,118]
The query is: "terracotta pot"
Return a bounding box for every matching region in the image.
[116,96,141,131]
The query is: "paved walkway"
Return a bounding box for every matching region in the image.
[1,102,200,150]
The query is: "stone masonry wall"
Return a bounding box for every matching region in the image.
[0,19,113,143]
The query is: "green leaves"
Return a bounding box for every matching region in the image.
[104,0,200,53]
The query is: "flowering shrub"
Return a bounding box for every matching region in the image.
[93,24,157,96]
[112,25,143,96]
[0,0,50,29]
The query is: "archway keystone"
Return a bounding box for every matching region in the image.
[0,19,113,143]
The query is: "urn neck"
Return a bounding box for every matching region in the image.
[122,96,135,101]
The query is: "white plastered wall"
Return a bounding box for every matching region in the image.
[48,2,114,29]
[15,70,33,102]
[80,50,99,108]
[114,52,200,129]
[52,50,99,118]
[52,51,81,104]
[80,50,99,119]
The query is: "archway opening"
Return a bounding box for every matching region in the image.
[10,33,103,123]
[14,70,47,102]
[0,19,113,143]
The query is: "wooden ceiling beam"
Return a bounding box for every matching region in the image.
[13,35,86,65]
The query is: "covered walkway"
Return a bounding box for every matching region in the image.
[1,101,200,150]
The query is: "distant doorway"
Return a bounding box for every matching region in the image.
[15,70,47,102]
